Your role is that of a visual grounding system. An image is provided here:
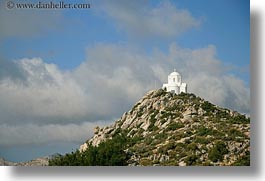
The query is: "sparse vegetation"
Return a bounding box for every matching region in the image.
[232,151,250,166]
[201,101,216,115]
[230,115,250,124]
[165,122,184,131]
[50,90,250,166]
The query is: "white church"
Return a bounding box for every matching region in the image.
[162,69,187,94]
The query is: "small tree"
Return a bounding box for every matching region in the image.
[208,141,228,162]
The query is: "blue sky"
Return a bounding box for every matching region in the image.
[0,0,250,162]
[2,0,250,80]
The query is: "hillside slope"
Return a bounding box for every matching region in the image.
[50,89,250,166]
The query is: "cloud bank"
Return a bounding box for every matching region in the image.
[0,43,249,146]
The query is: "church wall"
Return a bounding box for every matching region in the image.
[180,83,187,93]
[167,85,179,94]
[168,76,181,86]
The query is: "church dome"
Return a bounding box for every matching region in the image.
[169,71,180,76]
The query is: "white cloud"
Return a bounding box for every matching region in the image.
[0,43,250,146]
[0,58,89,125]
[100,0,201,39]
[0,121,108,146]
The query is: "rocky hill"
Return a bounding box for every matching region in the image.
[77,89,250,166]
[48,89,250,166]
[0,157,16,166]
[0,157,49,166]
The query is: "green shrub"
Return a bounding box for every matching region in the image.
[153,89,167,98]
[185,154,199,166]
[160,119,167,125]
[130,136,143,145]
[228,128,245,138]
[49,133,130,166]
[164,141,176,150]
[148,114,158,131]
[160,112,173,119]
[208,141,228,162]
[216,110,230,119]
[187,142,197,151]
[158,146,168,155]
[155,132,167,140]
[183,130,193,137]
[145,137,153,145]
[211,129,225,139]
[165,104,184,112]
[166,122,184,131]
[197,127,213,136]
[194,136,210,144]
[201,101,216,114]
[230,115,250,124]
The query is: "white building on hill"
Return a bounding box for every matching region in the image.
[162,69,187,94]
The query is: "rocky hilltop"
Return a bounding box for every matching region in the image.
[78,89,250,166]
